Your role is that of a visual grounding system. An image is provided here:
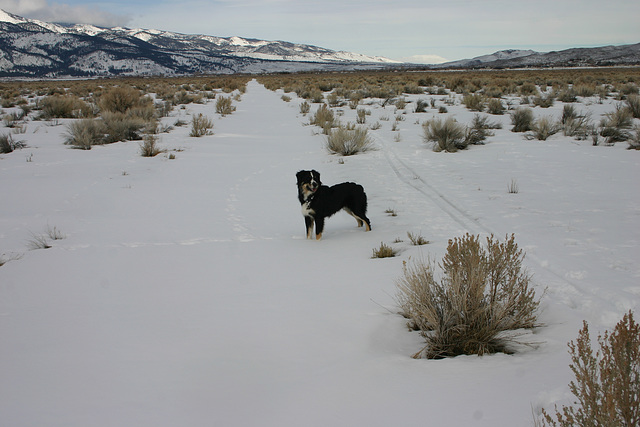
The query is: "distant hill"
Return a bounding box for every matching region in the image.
[434,44,640,69]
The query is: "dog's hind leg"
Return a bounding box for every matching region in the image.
[344,208,364,227]
[345,208,371,231]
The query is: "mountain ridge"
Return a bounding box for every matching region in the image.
[1,9,638,78]
[0,9,399,78]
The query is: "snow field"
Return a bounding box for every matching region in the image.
[1,79,639,426]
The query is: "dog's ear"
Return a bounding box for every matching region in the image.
[296,170,305,183]
[312,170,321,184]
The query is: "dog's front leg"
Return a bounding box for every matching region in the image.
[304,216,314,239]
[314,217,325,240]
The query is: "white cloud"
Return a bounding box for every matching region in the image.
[0,0,129,27]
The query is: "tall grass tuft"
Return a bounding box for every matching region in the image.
[527,116,562,141]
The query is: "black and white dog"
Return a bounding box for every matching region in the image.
[296,170,371,240]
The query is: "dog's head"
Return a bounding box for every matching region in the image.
[296,170,321,199]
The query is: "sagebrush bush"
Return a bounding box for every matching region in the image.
[310,104,338,134]
[486,98,505,115]
[625,95,640,119]
[396,233,540,359]
[542,311,640,426]
[326,126,374,156]
[628,125,640,150]
[99,86,149,114]
[0,133,26,153]
[557,88,578,103]
[215,96,235,116]
[561,105,592,140]
[39,94,92,119]
[64,119,106,149]
[599,104,633,145]
[414,99,428,113]
[101,111,149,143]
[511,107,534,132]
[356,108,367,124]
[465,114,501,145]
[190,113,214,137]
[533,94,555,108]
[462,93,485,112]
[140,134,164,157]
[422,117,467,152]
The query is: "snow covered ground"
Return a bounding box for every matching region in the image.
[1,79,638,426]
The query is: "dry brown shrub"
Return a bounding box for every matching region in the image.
[542,311,640,426]
[397,233,540,359]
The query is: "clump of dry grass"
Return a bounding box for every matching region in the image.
[526,116,562,141]
[407,231,429,246]
[397,233,540,359]
[372,242,398,258]
[541,311,640,426]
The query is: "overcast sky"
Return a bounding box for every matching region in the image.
[1,0,638,63]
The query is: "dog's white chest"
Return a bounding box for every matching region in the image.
[301,201,315,217]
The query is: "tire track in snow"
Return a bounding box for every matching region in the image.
[373,132,494,236]
[372,133,619,316]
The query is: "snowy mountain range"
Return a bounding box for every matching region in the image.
[0,9,399,78]
[0,9,638,78]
